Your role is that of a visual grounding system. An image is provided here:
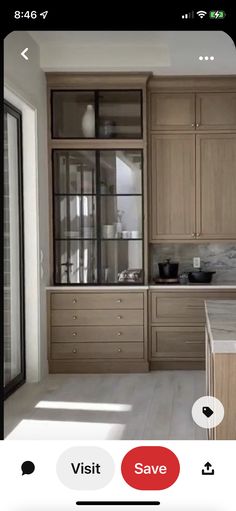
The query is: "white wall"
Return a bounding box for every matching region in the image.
[4,31,49,380]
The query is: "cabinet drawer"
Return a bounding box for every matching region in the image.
[51,342,144,359]
[51,309,143,326]
[151,293,205,323]
[151,326,205,359]
[51,325,143,342]
[151,292,236,324]
[51,292,143,310]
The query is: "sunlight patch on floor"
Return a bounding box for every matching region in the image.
[35,401,132,412]
[5,419,125,440]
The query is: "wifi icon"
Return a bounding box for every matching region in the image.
[197,10,207,18]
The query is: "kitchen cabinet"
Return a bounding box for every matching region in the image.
[47,73,150,285]
[150,134,196,240]
[149,289,236,369]
[47,289,148,373]
[196,134,236,239]
[150,93,195,131]
[196,93,236,130]
[150,91,236,132]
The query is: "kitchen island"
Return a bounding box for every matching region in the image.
[205,300,236,440]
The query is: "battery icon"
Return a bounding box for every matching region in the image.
[209,10,226,19]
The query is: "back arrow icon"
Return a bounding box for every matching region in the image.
[21,48,29,61]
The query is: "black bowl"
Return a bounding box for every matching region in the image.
[188,271,216,283]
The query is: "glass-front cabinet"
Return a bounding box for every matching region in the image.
[53,149,143,284]
[50,83,146,285]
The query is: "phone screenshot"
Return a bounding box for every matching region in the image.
[1,4,236,510]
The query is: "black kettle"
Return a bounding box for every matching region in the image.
[158,259,179,279]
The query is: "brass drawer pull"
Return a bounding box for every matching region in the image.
[117,315,122,319]
[184,341,203,344]
[191,233,195,238]
[73,315,78,320]
[196,123,200,127]
[196,233,200,238]
[191,123,195,127]
[117,331,122,336]
[72,298,77,304]
[117,347,122,353]
[72,332,78,337]
[116,299,122,303]
[72,348,78,353]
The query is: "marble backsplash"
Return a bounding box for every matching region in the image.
[150,244,236,283]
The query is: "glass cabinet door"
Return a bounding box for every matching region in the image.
[98,91,142,138]
[52,148,144,284]
[53,150,97,284]
[99,150,143,284]
[52,91,95,139]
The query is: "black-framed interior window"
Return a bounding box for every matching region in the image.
[4,101,25,399]
[53,149,144,285]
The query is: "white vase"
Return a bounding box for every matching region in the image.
[81,104,95,137]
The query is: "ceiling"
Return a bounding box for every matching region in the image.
[29,31,236,75]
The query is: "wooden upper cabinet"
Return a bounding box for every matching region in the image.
[150,93,195,130]
[150,134,196,241]
[196,134,236,239]
[196,93,236,130]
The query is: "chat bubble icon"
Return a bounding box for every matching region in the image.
[21,461,35,476]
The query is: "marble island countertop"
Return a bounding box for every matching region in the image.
[205,300,236,354]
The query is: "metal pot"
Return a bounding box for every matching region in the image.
[188,270,216,283]
[158,259,179,279]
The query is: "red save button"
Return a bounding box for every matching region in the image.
[121,446,180,490]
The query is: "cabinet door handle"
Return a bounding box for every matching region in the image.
[72,298,77,304]
[117,315,122,319]
[72,332,78,337]
[117,331,122,336]
[196,232,200,237]
[191,123,195,127]
[73,315,78,320]
[117,347,122,352]
[196,123,200,127]
[191,233,196,238]
[116,299,122,303]
[72,348,78,353]
[184,341,203,345]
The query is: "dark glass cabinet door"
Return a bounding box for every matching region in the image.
[53,150,97,284]
[52,148,143,285]
[51,90,142,139]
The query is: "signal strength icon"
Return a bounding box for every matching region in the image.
[197,10,207,18]
[182,11,194,19]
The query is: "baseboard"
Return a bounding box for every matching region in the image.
[49,360,149,373]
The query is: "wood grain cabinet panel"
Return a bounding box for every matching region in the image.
[196,134,236,240]
[51,342,144,359]
[151,326,205,360]
[151,293,205,324]
[150,93,195,130]
[196,93,236,130]
[51,292,143,310]
[150,134,196,240]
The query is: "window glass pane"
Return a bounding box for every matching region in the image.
[4,111,22,385]
[101,240,143,284]
[53,150,96,194]
[55,240,97,284]
[98,91,142,139]
[54,196,96,239]
[52,91,95,138]
[100,196,142,239]
[100,150,142,194]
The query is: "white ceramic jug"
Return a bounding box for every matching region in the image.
[81,104,95,137]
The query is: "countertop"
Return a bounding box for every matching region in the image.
[46,283,236,291]
[205,300,236,354]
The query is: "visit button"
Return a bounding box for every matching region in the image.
[121,446,180,490]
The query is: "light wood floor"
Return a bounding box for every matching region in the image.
[4,371,206,440]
